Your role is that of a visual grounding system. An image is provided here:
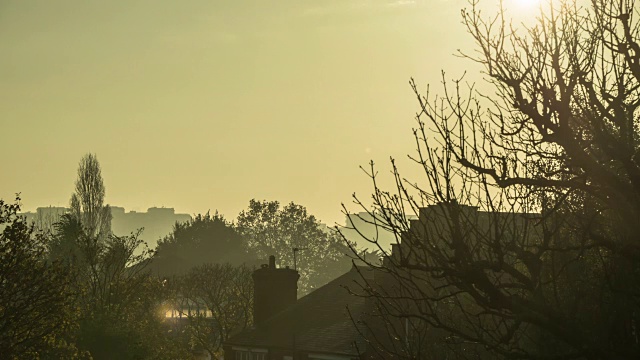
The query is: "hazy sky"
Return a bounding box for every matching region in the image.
[0,0,539,225]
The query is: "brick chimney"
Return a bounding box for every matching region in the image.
[252,255,299,327]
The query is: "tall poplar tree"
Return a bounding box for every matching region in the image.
[69,153,111,241]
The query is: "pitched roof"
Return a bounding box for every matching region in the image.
[225,266,375,356]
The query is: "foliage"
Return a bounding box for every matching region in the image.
[76,275,189,360]
[154,211,247,275]
[2,154,196,359]
[348,0,640,359]
[0,196,88,359]
[50,196,188,359]
[237,199,353,294]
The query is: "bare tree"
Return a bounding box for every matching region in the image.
[345,1,640,359]
[167,263,253,358]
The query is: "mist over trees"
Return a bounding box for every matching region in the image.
[8,0,640,358]
[148,199,359,357]
[236,199,354,294]
[153,198,358,292]
[347,0,640,359]
[152,212,247,275]
[48,154,181,359]
[1,152,362,359]
[0,154,188,359]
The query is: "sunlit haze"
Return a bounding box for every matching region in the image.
[2,0,514,225]
[511,0,542,9]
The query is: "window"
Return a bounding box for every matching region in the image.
[235,350,267,360]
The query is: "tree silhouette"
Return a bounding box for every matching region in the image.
[166,263,253,358]
[237,199,353,294]
[0,196,87,359]
[348,1,640,358]
[69,153,111,242]
[153,211,248,275]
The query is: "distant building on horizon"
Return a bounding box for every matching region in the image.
[339,211,418,251]
[20,206,191,248]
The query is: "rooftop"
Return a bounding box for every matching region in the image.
[226,265,375,356]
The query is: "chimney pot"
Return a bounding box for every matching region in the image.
[252,255,299,327]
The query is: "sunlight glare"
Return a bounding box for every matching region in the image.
[510,0,542,11]
[505,0,545,23]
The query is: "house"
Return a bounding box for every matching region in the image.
[225,204,544,359]
[223,256,374,360]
